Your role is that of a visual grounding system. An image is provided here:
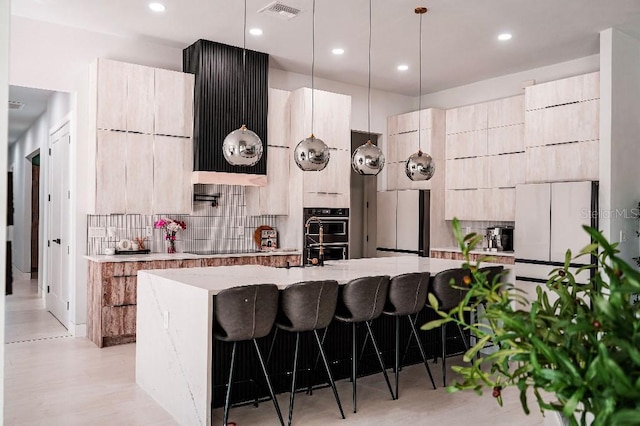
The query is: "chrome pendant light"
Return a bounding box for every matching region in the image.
[222,0,264,167]
[352,0,385,176]
[294,0,330,172]
[405,7,434,182]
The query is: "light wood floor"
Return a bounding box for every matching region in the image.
[5,274,547,425]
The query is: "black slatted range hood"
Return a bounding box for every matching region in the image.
[184,39,269,185]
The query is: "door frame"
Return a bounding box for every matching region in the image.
[26,150,40,280]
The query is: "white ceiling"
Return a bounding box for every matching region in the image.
[10,0,640,96]
[8,85,54,145]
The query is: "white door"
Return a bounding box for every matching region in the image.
[550,181,592,263]
[47,122,70,329]
[514,183,551,261]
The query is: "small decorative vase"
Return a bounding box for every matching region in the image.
[167,237,176,254]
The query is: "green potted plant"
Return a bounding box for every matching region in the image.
[423,218,640,426]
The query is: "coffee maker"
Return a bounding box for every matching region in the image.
[485,226,514,252]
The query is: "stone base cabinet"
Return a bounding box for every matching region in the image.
[87,254,301,348]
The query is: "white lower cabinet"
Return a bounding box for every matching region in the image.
[396,190,419,252]
[246,146,290,216]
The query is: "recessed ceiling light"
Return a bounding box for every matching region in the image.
[397,65,409,71]
[332,48,345,55]
[249,28,263,36]
[498,33,512,41]
[148,2,166,12]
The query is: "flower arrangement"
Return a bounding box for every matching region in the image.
[154,218,187,253]
[423,218,640,425]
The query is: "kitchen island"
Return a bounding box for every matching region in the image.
[136,256,513,425]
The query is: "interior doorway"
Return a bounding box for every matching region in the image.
[350,131,380,259]
[30,153,39,279]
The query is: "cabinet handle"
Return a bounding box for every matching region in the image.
[53,238,61,244]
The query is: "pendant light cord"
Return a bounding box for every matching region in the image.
[418,10,423,152]
[242,0,247,125]
[367,0,372,142]
[311,0,316,137]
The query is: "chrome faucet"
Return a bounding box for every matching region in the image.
[304,216,324,266]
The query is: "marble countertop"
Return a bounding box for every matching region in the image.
[84,249,301,263]
[430,247,515,257]
[138,256,513,295]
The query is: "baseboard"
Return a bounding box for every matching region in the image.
[12,265,31,281]
[71,322,87,338]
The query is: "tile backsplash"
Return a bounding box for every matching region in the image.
[87,184,278,256]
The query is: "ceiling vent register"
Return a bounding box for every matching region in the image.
[258,1,300,20]
[8,100,25,110]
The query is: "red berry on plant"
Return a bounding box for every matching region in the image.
[593,320,602,329]
[558,270,566,277]
[492,386,501,398]
[463,276,472,286]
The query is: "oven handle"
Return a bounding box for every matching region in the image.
[307,242,350,247]
[303,217,349,221]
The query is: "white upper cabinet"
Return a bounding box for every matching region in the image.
[525,100,599,147]
[290,88,351,208]
[487,124,525,155]
[153,136,193,214]
[125,133,154,215]
[446,130,487,159]
[525,140,599,183]
[126,64,155,134]
[246,89,291,216]
[446,103,487,134]
[525,72,600,111]
[95,130,127,214]
[487,95,524,128]
[154,68,194,138]
[96,59,128,131]
[90,58,195,214]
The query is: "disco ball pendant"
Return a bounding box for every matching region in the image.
[405,150,435,181]
[294,134,330,171]
[351,140,385,175]
[222,124,264,167]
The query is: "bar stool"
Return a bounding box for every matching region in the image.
[213,284,284,426]
[334,275,395,413]
[276,280,345,426]
[429,268,471,386]
[383,272,436,398]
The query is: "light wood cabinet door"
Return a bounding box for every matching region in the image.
[127,64,154,134]
[487,95,524,128]
[446,157,488,190]
[396,111,419,133]
[95,130,127,214]
[395,132,424,165]
[486,188,516,221]
[487,124,524,154]
[152,136,193,214]
[446,130,487,159]
[96,59,128,131]
[550,181,592,263]
[376,190,397,249]
[313,89,351,151]
[125,133,154,214]
[487,153,525,188]
[396,190,419,252]
[387,115,399,136]
[445,189,481,221]
[525,140,599,183]
[154,69,194,138]
[247,146,290,216]
[446,103,488,134]
[525,100,599,147]
[525,72,600,111]
[303,149,350,208]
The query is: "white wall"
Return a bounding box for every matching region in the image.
[1,0,11,417]
[420,55,600,110]
[599,28,640,264]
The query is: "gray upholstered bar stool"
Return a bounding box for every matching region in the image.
[383,272,436,399]
[334,275,395,413]
[276,280,345,426]
[213,284,284,426]
[429,268,471,386]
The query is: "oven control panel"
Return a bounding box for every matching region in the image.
[303,208,349,217]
